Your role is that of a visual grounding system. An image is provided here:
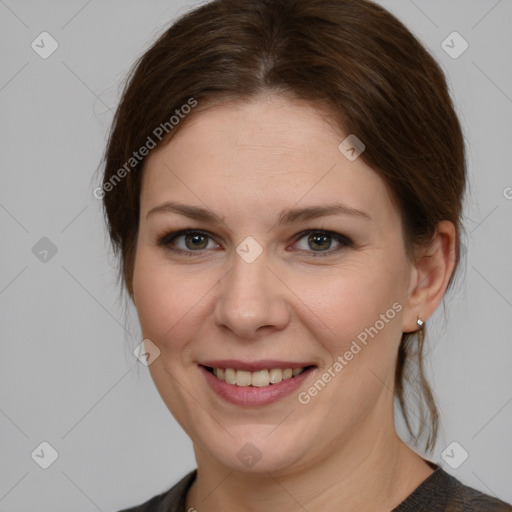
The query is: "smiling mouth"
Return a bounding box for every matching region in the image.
[202,365,316,388]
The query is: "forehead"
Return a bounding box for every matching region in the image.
[140,95,397,226]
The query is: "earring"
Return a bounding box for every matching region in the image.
[417,316,424,328]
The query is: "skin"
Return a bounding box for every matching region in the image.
[131,93,456,512]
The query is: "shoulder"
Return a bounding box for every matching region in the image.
[394,464,512,512]
[116,470,197,512]
[453,475,512,512]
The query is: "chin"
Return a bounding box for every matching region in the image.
[193,424,316,476]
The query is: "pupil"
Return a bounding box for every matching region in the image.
[309,232,330,251]
[186,233,207,250]
[183,232,332,252]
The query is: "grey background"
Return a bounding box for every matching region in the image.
[1,0,511,510]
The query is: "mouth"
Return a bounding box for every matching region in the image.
[198,361,317,406]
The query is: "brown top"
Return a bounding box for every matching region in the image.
[118,463,512,512]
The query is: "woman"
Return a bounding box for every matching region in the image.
[100,0,512,510]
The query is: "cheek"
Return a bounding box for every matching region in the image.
[132,249,213,353]
[132,249,178,343]
[312,262,403,324]
[301,257,407,364]
[132,238,408,360]
[299,265,406,416]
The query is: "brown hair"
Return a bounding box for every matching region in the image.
[101,0,467,453]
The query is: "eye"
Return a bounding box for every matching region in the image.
[292,230,352,257]
[157,229,219,256]
[156,228,352,258]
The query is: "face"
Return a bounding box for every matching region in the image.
[132,94,416,475]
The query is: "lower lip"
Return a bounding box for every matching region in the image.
[200,365,316,406]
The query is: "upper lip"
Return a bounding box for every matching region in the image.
[199,360,316,372]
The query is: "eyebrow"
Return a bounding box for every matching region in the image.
[146,201,371,225]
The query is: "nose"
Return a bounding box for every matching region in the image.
[213,248,291,341]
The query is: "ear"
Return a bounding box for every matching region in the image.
[402,220,457,333]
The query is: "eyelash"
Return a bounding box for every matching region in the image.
[156,228,353,258]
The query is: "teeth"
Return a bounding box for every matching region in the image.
[211,367,307,387]
[251,370,269,387]
[236,370,252,386]
[269,368,283,384]
[224,368,236,385]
